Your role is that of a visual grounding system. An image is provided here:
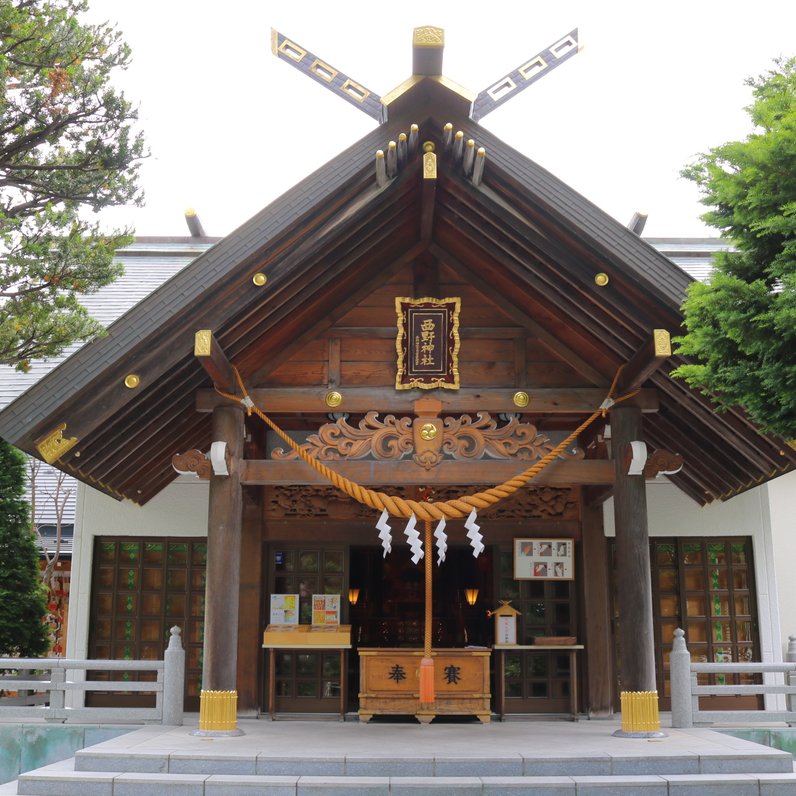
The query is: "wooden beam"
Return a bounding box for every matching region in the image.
[194,330,238,393]
[240,458,614,486]
[617,330,672,393]
[196,386,659,415]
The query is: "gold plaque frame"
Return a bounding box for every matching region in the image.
[395,296,460,390]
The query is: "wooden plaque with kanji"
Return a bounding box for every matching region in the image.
[395,296,461,390]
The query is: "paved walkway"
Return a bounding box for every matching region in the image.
[75,716,795,768]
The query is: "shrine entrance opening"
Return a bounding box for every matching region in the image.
[263,533,582,717]
[349,545,494,649]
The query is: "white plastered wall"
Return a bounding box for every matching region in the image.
[766,470,796,656]
[66,477,209,690]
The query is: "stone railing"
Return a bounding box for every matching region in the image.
[670,628,796,727]
[0,626,184,725]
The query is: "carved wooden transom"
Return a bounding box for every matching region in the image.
[265,485,578,521]
[271,411,581,470]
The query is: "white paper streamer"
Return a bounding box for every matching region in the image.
[403,513,424,564]
[434,517,448,565]
[376,509,392,558]
[465,509,484,557]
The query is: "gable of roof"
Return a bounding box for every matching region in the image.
[0,77,792,506]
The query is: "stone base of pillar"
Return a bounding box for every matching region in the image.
[612,690,667,738]
[190,689,245,737]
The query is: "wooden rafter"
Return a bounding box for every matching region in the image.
[617,330,672,392]
[194,330,237,393]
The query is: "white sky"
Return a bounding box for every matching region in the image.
[84,0,796,239]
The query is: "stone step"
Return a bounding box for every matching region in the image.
[73,747,794,777]
[15,766,796,795]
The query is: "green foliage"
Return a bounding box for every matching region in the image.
[0,0,145,369]
[0,440,49,657]
[675,57,796,439]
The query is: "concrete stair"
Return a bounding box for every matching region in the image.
[8,720,796,795]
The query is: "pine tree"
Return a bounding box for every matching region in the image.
[0,440,49,657]
[0,0,146,370]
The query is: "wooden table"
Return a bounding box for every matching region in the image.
[262,644,350,721]
[494,644,584,720]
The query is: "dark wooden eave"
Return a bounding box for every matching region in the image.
[0,76,793,506]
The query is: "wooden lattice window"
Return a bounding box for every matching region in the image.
[87,537,206,710]
[612,536,759,709]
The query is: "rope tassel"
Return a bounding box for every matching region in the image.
[419,656,435,705]
[419,519,435,705]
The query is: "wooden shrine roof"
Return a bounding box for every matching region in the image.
[0,76,793,506]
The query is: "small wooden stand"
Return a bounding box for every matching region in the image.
[358,647,491,724]
[263,625,351,720]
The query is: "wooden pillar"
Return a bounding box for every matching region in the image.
[202,404,244,691]
[237,494,262,715]
[581,500,614,715]
[611,405,656,692]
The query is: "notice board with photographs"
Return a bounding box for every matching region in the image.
[514,539,574,580]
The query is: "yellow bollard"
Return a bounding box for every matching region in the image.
[619,690,661,734]
[198,689,238,732]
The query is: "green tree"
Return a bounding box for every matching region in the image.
[0,0,145,370]
[675,56,796,439]
[0,440,49,657]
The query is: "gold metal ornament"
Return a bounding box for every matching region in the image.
[252,273,267,286]
[325,390,343,408]
[35,422,78,465]
[419,422,438,441]
[594,273,609,287]
[124,374,141,389]
[513,391,530,408]
[653,329,672,357]
[194,330,212,356]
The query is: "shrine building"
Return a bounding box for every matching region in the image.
[1,27,794,722]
